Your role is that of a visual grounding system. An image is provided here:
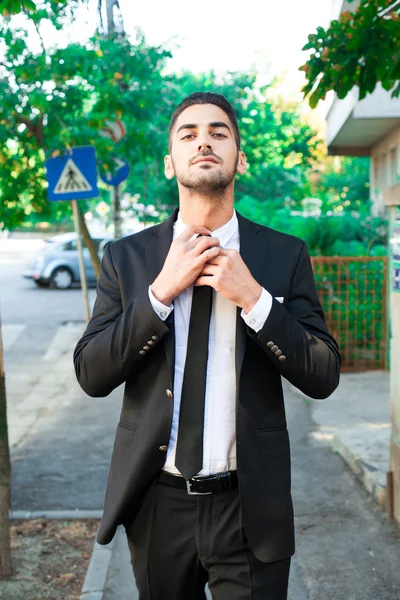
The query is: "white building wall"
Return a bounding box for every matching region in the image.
[371,126,400,216]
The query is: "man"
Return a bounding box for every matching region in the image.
[74,92,340,599]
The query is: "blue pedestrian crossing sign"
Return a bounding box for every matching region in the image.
[45,146,99,201]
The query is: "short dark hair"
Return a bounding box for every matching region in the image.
[168,92,241,152]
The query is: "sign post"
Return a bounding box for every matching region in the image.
[100,157,130,239]
[71,200,90,323]
[45,146,99,324]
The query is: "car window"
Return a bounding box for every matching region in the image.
[60,237,104,252]
[92,238,103,252]
[63,240,78,251]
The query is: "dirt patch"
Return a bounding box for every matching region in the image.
[1,518,99,600]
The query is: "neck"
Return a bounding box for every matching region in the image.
[177,183,235,231]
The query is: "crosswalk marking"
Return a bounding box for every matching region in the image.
[43,323,85,361]
[2,324,26,352]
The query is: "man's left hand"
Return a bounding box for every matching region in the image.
[195,248,262,313]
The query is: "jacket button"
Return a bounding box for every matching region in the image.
[279,355,287,361]
[267,341,274,348]
[166,389,173,398]
[139,350,146,355]
[275,349,282,357]
[152,335,159,341]
[143,345,150,351]
[271,345,278,353]
[148,340,155,346]
[159,445,168,452]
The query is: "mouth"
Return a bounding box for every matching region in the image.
[192,157,219,165]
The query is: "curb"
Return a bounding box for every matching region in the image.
[80,538,115,600]
[9,509,103,519]
[331,432,387,506]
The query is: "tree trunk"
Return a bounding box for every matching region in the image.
[0,313,12,578]
[77,205,101,281]
[106,0,115,34]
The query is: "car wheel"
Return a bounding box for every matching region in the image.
[34,280,50,288]
[50,267,73,290]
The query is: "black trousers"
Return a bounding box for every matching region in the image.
[124,474,291,600]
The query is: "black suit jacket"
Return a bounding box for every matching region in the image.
[73,208,340,562]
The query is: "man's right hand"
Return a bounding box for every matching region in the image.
[150,224,221,306]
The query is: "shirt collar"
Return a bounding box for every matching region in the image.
[174,209,238,248]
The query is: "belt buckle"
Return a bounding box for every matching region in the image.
[186,478,212,496]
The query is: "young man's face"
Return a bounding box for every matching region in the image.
[165,103,246,195]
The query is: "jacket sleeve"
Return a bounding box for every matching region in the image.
[73,243,170,398]
[247,241,341,399]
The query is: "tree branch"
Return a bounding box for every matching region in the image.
[377,0,400,19]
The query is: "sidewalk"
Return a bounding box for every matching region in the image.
[291,370,391,507]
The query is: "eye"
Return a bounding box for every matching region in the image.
[181,134,195,140]
[212,133,227,138]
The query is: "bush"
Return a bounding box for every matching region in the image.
[235,198,388,257]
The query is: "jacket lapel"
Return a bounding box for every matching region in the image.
[145,207,179,388]
[235,211,270,386]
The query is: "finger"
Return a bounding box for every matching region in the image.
[192,235,221,254]
[199,264,218,276]
[194,275,215,288]
[179,224,212,242]
[217,248,236,257]
[196,246,221,263]
[203,255,224,266]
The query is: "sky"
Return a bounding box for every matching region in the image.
[11,0,334,114]
[115,0,332,83]
[51,0,332,94]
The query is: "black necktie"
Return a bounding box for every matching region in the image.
[175,235,213,480]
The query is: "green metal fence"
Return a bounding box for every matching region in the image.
[311,256,388,372]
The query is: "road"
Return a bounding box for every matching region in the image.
[2,257,400,599]
[0,258,96,404]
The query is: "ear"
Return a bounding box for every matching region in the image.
[236,151,247,175]
[164,154,175,180]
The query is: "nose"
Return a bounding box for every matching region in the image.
[197,139,212,152]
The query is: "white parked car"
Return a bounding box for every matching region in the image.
[23,232,113,289]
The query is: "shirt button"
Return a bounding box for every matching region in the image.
[166,389,173,398]
[160,311,167,318]
[159,445,168,452]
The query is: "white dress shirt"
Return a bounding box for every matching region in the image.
[148,210,272,476]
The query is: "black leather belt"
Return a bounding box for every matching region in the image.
[158,470,238,495]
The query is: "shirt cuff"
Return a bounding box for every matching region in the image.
[241,287,273,332]
[148,286,174,321]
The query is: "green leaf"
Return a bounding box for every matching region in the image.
[1,0,37,14]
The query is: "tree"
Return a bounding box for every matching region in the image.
[0,3,172,231]
[300,0,400,108]
[0,314,11,578]
[0,0,67,16]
